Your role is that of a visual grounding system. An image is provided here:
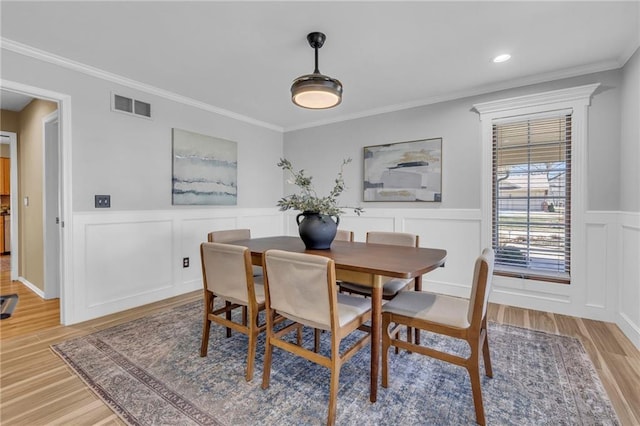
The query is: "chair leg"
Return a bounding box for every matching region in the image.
[200,292,213,357]
[225,301,232,338]
[297,325,303,346]
[242,306,248,326]
[482,325,493,378]
[246,312,259,381]
[262,336,274,389]
[327,362,341,426]
[314,329,321,352]
[468,346,486,426]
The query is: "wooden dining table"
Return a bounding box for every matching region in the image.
[231,235,447,402]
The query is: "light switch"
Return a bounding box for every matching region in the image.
[23,196,29,206]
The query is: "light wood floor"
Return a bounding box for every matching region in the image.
[1,259,639,425]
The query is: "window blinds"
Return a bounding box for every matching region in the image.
[492,113,572,283]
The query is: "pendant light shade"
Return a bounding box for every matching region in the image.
[291,32,342,109]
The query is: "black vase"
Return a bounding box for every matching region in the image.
[296,211,340,250]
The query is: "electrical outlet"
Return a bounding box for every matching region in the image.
[183,257,189,268]
[95,195,111,208]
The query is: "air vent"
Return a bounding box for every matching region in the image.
[112,93,151,119]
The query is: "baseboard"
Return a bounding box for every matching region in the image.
[17,277,45,298]
[617,312,640,350]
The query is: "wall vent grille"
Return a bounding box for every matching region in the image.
[112,93,151,118]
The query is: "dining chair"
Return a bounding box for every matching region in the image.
[208,228,262,331]
[338,231,420,347]
[261,249,372,426]
[208,228,263,278]
[199,242,267,381]
[381,248,495,425]
[334,229,354,242]
[338,231,419,298]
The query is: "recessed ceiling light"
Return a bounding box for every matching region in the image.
[493,54,511,63]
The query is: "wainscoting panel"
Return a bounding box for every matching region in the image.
[70,209,282,323]
[619,212,640,347]
[585,223,608,309]
[67,208,639,348]
[181,215,239,287]
[83,218,174,310]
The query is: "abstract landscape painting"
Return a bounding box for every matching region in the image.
[172,128,237,205]
[364,138,442,202]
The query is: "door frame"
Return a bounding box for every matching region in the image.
[1,79,73,325]
[43,111,60,299]
[0,131,18,279]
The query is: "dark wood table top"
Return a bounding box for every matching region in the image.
[232,236,447,279]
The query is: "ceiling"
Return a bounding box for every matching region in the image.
[0,90,33,112]
[1,1,638,131]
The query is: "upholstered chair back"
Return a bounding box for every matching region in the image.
[367,231,418,247]
[264,249,335,331]
[467,248,495,326]
[201,242,252,306]
[208,228,251,243]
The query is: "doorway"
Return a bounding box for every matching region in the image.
[0,132,18,280]
[1,81,72,325]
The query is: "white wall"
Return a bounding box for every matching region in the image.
[284,68,639,348]
[1,48,285,323]
[2,42,638,348]
[1,49,283,212]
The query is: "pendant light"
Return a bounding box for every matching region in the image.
[291,32,343,109]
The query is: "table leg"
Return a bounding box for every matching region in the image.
[370,285,382,403]
[415,275,422,345]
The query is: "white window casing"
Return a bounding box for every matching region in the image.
[473,83,600,286]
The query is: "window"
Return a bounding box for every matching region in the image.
[473,83,599,286]
[492,113,571,283]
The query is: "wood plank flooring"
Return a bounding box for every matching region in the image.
[1,258,639,425]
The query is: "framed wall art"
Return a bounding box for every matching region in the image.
[363,137,442,202]
[172,128,237,205]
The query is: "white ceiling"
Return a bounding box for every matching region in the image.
[1,1,638,131]
[0,90,33,112]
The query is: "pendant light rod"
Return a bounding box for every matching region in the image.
[314,47,320,74]
[308,32,325,74]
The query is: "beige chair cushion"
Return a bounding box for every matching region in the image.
[339,278,412,297]
[281,294,370,331]
[340,231,418,297]
[382,291,470,329]
[336,293,372,327]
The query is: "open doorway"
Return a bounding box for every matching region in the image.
[0,132,18,280]
[0,82,71,325]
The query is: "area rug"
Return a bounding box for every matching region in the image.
[51,300,619,426]
[0,293,18,320]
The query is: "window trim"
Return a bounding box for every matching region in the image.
[473,83,599,285]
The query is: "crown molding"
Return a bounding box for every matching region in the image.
[0,37,283,133]
[1,37,624,134]
[285,60,620,132]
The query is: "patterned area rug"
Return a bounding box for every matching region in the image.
[51,301,619,426]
